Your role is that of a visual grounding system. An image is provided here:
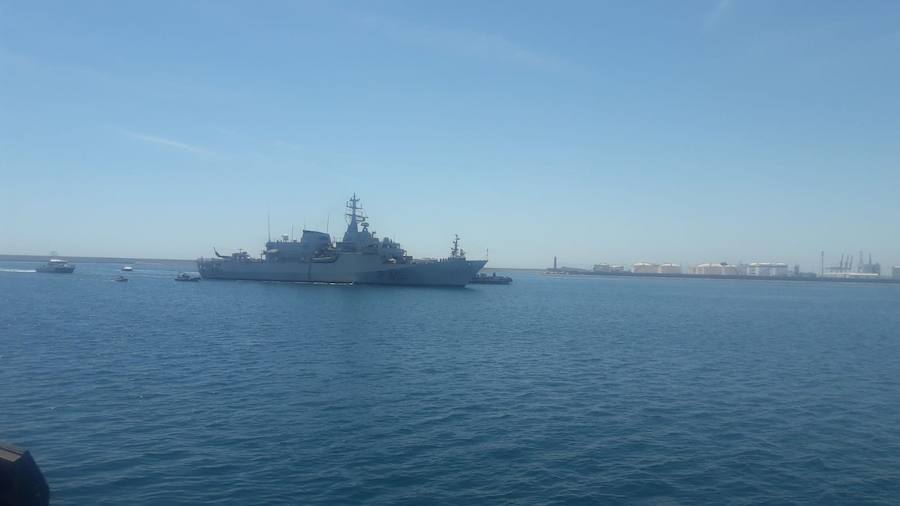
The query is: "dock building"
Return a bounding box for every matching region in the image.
[691,263,740,276]
[858,253,881,275]
[746,262,789,277]
[626,262,681,274]
[823,271,880,280]
[822,252,883,279]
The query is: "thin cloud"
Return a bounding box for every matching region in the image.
[273,139,306,152]
[121,129,213,155]
[705,0,736,29]
[355,13,569,72]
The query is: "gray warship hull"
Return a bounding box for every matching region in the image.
[199,256,487,286]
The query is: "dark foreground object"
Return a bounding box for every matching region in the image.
[0,443,49,506]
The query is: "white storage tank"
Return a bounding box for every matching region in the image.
[632,262,659,274]
[658,263,681,274]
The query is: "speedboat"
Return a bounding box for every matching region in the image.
[113,275,128,282]
[121,266,134,272]
[175,272,200,282]
[36,259,75,273]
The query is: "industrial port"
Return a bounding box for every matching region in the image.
[546,253,900,284]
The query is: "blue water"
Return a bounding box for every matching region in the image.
[2,261,900,505]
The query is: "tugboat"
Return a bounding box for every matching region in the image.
[470,272,513,285]
[175,272,201,282]
[35,259,75,273]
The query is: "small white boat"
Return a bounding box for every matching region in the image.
[175,272,201,282]
[121,266,134,272]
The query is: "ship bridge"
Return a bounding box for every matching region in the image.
[265,230,334,262]
[337,194,409,262]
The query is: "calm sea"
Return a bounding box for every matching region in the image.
[2,261,899,505]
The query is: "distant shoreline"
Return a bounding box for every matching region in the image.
[544,269,900,285]
[0,254,194,265]
[0,254,533,271]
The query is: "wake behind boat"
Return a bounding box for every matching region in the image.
[198,195,487,286]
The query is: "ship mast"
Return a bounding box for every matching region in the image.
[343,193,367,242]
[346,193,366,226]
[451,234,465,258]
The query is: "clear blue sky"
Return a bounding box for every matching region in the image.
[2,0,899,269]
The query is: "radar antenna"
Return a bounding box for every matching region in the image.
[451,234,464,258]
[342,193,368,243]
[345,193,366,224]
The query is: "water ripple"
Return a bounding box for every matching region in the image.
[2,264,900,504]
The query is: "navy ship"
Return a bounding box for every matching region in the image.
[198,195,487,286]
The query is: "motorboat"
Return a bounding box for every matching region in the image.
[470,272,513,285]
[36,259,75,273]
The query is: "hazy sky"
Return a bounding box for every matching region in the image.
[2,1,899,269]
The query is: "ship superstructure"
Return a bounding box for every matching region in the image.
[198,195,486,286]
